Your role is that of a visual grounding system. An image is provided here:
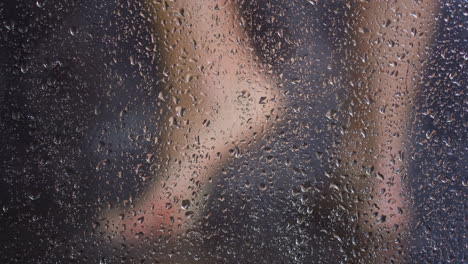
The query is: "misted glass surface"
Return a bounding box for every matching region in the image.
[0,0,466,263]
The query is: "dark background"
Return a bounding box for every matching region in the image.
[0,0,466,263]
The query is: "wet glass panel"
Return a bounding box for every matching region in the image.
[1,0,466,263]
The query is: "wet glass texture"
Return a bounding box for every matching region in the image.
[0,0,466,263]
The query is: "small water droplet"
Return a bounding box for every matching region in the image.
[28,193,41,201]
[36,0,47,8]
[69,26,77,36]
[20,63,29,73]
[181,200,191,210]
[175,106,185,117]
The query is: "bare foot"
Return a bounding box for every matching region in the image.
[99,54,284,243]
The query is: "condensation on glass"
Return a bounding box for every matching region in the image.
[0,0,465,263]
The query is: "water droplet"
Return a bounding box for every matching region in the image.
[69,26,77,36]
[36,0,47,8]
[181,200,190,210]
[28,193,41,201]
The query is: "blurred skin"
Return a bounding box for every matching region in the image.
[336,0,438,262]
[101,0,282,241]
[101,0,438,262]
